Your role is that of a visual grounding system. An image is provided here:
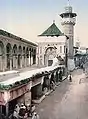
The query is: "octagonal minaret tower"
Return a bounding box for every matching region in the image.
[60,1,77,59]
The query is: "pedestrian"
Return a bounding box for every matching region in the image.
[59,70,62,82]
[68,73,72,82]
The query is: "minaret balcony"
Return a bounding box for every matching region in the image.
[61,18,76,25]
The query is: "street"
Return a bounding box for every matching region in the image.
[36,69,88,119]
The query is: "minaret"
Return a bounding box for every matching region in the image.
[60,1,77,58]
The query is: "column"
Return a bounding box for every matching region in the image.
[20,56,22,68]
[6,103,9,117]
[28,51,30,66]
[13,56,15,68]
[0,56,2,71]
[24,55,26,67]
[31,56,33,65]
[30,51,31,66]
[16,56,18,69]
[0,105,2,114]
[26,56,29,67]
[36,84,43,98]
[22,55,26,67]
[22,55,24,67]
[4,55,7,71]
[10,57,12,70]
[24,91,31,105]
[4,48,7,71]
[2,55,5,71]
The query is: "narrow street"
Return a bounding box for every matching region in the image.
[36,69,88,119]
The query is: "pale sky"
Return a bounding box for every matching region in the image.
[0,0,88,47]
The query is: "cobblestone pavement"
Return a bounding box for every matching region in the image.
[36,69,88,119]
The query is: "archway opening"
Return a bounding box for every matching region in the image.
[6,43,11,70]
[0,41,4,71]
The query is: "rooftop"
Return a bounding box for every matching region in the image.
[39,22,63,37]
[0,29,37,46]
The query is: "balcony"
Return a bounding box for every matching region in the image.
[61,18,76,25]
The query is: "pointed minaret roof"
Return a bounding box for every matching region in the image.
[39,21,63,37]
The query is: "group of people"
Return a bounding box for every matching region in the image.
[9,103,39,119]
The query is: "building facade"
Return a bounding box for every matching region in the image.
[0,29,37,72]
[37,22,66,66]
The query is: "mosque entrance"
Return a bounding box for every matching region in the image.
[44,47,56,66]
[48,60,53,66]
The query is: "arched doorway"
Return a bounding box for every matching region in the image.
[0,41,5,71]
[44,47,56,66]
[6,43,12,70]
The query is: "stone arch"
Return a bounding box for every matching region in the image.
[44,46,56,66]
[6,43,12,69]
[0,41,4,54]
[12,44,17,69]
[18,46,22,54]
[0,41,5,71]
[6,43,12,54]
[13,44,17,55]
[18,46,22,68]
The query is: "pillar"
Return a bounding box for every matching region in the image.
[2,55,5,72]
[30,52,31,66]
[0,56,2,71]
[0,105,2,114]
[22,55,26,67]
[31,56,33,65]
[26,56,29,67]
[16,56,18,69]
[36,84,43,98]
[6,103,9,117]
[13,56,15,68]
[4,55,7,71]
[22,55,24,67]
[10,57,12,70]
[20,56,22,68]
[24,91,31,105]
[24,55,26,67]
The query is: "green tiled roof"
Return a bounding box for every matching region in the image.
[39,22,64,37]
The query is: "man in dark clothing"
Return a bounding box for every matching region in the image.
[59,70,62,82]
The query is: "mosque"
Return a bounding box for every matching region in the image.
[37,1,77,70]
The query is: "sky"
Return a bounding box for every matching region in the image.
[0,0,88,47]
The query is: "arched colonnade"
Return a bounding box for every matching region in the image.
[0,41,36,71]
